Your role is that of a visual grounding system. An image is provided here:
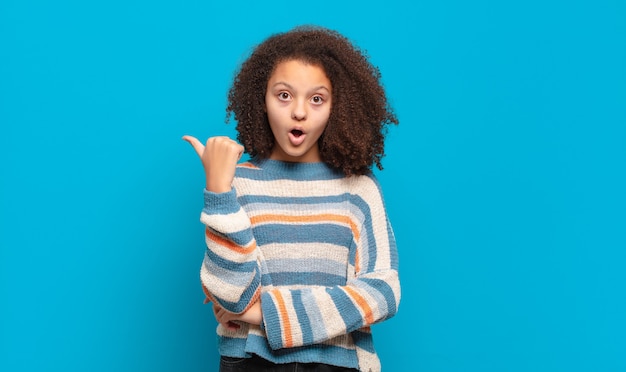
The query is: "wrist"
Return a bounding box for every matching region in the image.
[206,180,231,193]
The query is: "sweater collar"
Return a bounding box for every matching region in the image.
[251,158,343,180]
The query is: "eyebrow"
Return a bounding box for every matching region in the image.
[271,82,331,93]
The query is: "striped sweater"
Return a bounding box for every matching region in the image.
[199,158,400,371]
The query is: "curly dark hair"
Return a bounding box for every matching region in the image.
[226,25,398,176]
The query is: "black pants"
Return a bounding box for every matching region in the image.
[219,355,359,372]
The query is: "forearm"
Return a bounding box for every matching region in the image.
[260,269,400,350]
[200,188,261,312]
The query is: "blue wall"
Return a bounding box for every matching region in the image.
[1,1,625,371]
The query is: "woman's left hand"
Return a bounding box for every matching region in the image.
[212,301,262,330]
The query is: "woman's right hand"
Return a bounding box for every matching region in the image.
[182,135,245,193]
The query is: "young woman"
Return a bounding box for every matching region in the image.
[184,25,400,372]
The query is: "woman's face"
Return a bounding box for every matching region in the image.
[265,59,332,163]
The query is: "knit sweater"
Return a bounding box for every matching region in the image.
[199,158,400,371]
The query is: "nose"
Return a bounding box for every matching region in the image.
[291,99,307,121]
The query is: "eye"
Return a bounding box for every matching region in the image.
[278,92,291,101]
[310,95,324,105]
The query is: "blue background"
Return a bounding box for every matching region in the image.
[1,0,625,371]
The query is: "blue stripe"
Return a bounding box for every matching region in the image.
[299,289,329,342]
[237,159,344,181]
[326,287,363,332]
[258,260,274,287]
[213,268,261,313]
[203,256,257,288]
[207,227,254,247]
[350,195,378,271]
[217,334,249,357]
[203,188,240,214]
[260,292,283,348]
[239,193,351,207]
[253,224,353,247]
[351,329,376,353]
[291,291,314,345]
[348,240,357,268]
[387,220,399,269]
[360,277,398,319]
[245,333,358,368]
[204,246,257,273]
[269,272,346,286]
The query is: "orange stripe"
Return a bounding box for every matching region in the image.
[354,248,361,274]
[201,283,215,304]
[344,286,375,325]
[273,291,293,347]
[202,282,261,313]
[250,213,360,241]
[205,228,256,254]
[238,162,259,169]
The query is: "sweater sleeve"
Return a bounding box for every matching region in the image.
[260,181,401,350]
[199,188,261,314]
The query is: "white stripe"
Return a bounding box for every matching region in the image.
[216,323,248,338]
[347,283,383,322]
[200,266,251,303]
[200,208,251,234]
[276,291,303,346]
[204,234,256,264]
[247,324,266,337]
[313,289,347,337]
[244,201,355,215]
[266,258,346,276]
[261,242,349,262]
[237,178,352,198]
[351,177,393,271]
[321,333,355,349]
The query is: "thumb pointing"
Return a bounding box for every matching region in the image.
[182,135,204,157]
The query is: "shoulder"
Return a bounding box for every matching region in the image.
[345,173,389,213]
[348,172,383,195]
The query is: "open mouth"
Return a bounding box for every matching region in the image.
[288,128,306,146]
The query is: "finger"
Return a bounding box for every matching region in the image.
[214,306,228,324]
[236,144,245,161]
[226,321,241,330]
[212,303,221,318]
[211,136,244,159]
[181,135,205,157]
